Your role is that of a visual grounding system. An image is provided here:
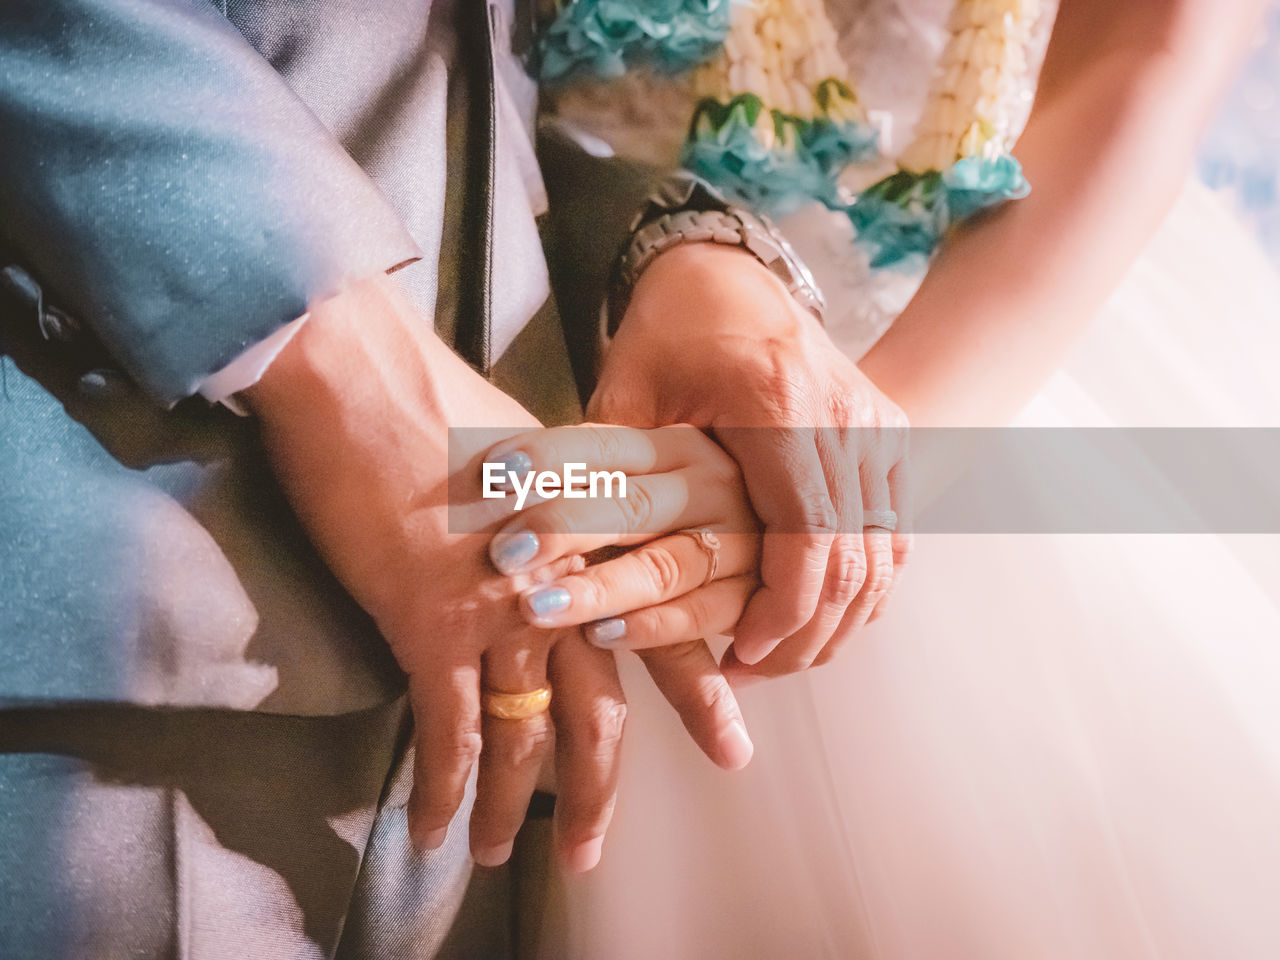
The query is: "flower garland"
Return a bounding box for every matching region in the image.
[682,81,878,214]
[537,0,1039,270]
[538,0,734,82]
[680,0,880,216]
[854,0,1036,269]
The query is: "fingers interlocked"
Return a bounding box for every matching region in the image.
[484,424,761,775]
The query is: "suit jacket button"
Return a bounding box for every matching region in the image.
[78,368,124,399]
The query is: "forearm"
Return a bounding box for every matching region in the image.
[859,0,1265,427]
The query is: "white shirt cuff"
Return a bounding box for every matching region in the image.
[197,314,309,415]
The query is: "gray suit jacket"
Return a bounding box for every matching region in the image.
[0,3,583,955]
[0,0,559,717]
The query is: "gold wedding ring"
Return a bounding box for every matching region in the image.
[481,685,553,721]
[675,528,722,586]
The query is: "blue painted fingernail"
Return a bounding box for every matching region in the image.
[490,529,539,574]
[584,618,627,647]
[526,586,571,619]
[489,450,533,490]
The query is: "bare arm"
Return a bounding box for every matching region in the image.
[859,0,1266,427]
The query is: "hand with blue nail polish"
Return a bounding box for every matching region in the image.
[484,422,763,771]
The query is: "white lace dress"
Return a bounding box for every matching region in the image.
[537,3,1280,957]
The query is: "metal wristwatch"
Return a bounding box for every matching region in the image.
[605,173,826,338]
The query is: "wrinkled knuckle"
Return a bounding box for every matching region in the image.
[798,496,839,536]
[869,556,895,589]
[443,728,484,769]
[650,640,706,679]
[696,673,738,715]
[863,569,893,602]
[865,552,896,599]
[617,483,655,532]
[637,545,683,597]
[767,374,814,424]
[501,717,554,769]
[830,393,873,433]
[577,699,628,755]
[585,424,625,466]
[826,390,852,422]
[828,549,868,607]
[575,573,610,614]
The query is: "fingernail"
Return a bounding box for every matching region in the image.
[734,639,780,667]
[564,835,604,874]
[473,840,514,867]
[526,586,571,620]
[584,618,627,647]
[489,450,533,490]
[490,529,540,574]
[718,719,754,771]
[417,826,448,851]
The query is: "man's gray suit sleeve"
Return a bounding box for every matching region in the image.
[0,0,422,404]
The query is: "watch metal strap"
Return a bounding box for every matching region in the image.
[606,205,826,336]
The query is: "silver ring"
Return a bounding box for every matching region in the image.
[862,509,898,532]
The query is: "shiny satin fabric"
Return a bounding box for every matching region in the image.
[0,0,578,955]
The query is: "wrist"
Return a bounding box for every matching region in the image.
[624,244,814,341]
[243,274,450,573]
[243,274,427,421]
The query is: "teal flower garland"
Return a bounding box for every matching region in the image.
[536,0,1032,272]
[681,86,880,217]
[538,0,734,83]
[848,156,1029,270]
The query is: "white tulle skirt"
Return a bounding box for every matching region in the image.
[536,180,1280,960]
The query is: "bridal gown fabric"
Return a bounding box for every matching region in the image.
[536,2,1280,958]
